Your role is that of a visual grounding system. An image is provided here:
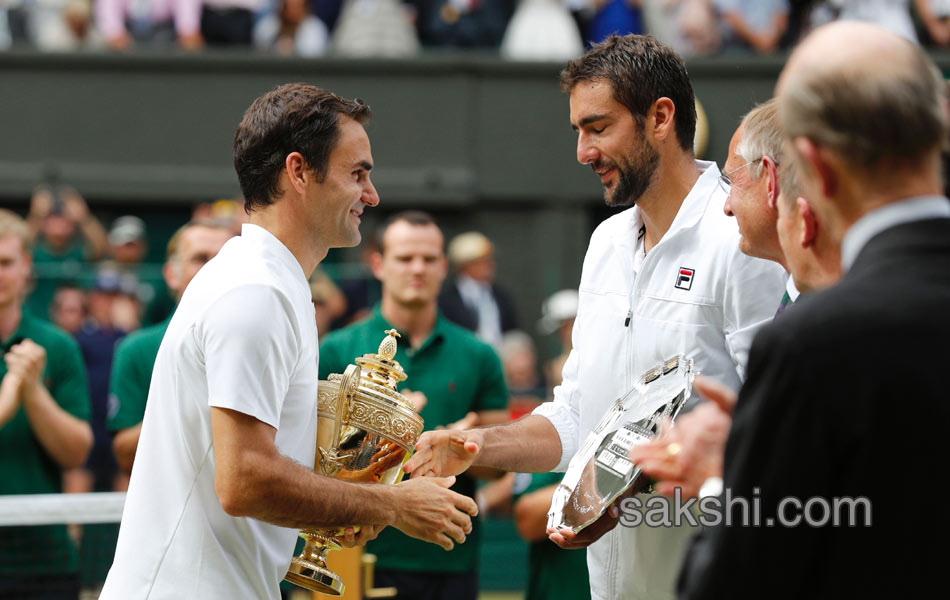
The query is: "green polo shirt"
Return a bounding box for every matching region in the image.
[107,317,170,432]
[319,305,508,573]
[511,472,591,600]
[28,241,89,322]
[0,310,90,575]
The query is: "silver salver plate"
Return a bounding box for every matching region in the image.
[547,355,695,533]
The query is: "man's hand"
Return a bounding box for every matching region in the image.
[402,390,427,413]
[404,428,483,478]
[60,187,89,224]
[5,340,47,395]
[629,376,736,498]
[0,372,24,427]
[178,33,204,51]
[339,525,384,548]
[445,411,478,430]
[390,476,478,550]
[29,187,53,219]
[547,500,621,550]
[107,33,132,51]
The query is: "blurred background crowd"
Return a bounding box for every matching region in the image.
[3,0,950,57]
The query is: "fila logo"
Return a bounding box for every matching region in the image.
[675,267,695,291]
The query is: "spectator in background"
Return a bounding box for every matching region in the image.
[95,0,203,50]
[537,288,576,390]
[109,220,233,476]
[308,266,346,334]
[191,198,249,236]
[26,184,108,323]
[330,0,419,56]
[586,0,643,45]
[714,0,788,52]
[107,215,166,326]
[32,0,106,50]
[253,0,328,55]
[512,470,590,600]
[818,0,918,43]
[438,231,518,350]
[49,283,86,335]
[499,330,545,418]
[311,0,343,30]
[201,0,266,46]
[65,268,139,492]
[0,209,92,599]
[412,0,515,48]
[333,237,381,328]
[641,0,720,56]
[0,0,30,48]
[501,0,584,60]
[915,0,950,45]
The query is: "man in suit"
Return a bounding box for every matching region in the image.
[438,231,517,349]
[721,99,801,312]
[774,155,841,295]
[672,21,950,598]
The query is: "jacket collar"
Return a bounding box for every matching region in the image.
[841,196,950,272]
[611,160,721,265]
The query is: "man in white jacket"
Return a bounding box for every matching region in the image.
[405,35,785,600]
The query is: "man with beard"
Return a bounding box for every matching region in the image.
[405,34,786,600]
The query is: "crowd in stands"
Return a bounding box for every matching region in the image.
[3,0,950,56]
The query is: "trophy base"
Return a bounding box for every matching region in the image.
[285,557,345,596]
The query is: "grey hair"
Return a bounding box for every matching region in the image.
[500,330,536,361]
[736,98,782,179]
[778,152,803,212]
[781,40,947,174]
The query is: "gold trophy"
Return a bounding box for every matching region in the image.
[284,329,424,596]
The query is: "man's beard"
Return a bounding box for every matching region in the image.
[602,140,660,207]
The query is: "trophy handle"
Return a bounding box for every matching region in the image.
[328,364,361,456]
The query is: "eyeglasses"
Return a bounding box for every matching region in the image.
[717,157,763,194]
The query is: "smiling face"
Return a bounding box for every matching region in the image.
[570,79,659,207]
[373,220,447,309]
[0,235,31,311]
[307,116,380,249]
[722,126,781,262]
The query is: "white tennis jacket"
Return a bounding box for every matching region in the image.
[535,161,787,600]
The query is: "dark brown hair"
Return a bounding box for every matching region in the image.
[233,83,371,212]
[560,34,696,152]
[375,210,440,254]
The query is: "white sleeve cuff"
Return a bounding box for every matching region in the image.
[531,401,578,473]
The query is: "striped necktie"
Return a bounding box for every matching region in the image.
[774,291,792,316]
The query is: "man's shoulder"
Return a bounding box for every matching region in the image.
[22,315,80,354]
[590,207,636,241]
[438,316,496,351]
[116,321,168,357]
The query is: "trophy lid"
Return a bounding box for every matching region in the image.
[355,329,408,390]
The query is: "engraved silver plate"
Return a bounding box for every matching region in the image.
[547,355,695,533]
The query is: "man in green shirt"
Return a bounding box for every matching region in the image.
[319,211,508,600]
[0,208,93,599]
[108,219,233,475]
[25,185,108,322]
[512,471,591,600]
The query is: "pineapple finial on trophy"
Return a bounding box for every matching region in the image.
[379,329,400,360]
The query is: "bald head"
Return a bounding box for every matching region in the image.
[778,21,946,175]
